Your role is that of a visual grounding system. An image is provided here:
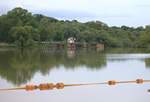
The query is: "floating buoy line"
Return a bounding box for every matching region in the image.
[0,79,150,91]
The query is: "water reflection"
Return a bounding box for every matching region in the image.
[0,48,150,86]
[145,58,150,68]
[67,50,75,59]
[0,49,106,85]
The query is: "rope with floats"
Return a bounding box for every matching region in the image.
[0,79,150,91]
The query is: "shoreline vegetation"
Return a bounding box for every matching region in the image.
[0,7,150,48]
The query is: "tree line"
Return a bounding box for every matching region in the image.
[0,7,150,48]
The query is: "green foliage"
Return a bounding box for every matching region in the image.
[139,32,150,48]
[0,7,39,47]
[8,26,39,47]
[0,7,150,48]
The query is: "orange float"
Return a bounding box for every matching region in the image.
[26,85,37,91]
[56,83,64,89]
[136,79,143,84]
[47,83,55,90]
[108,80,116,85]
[0,79,150,91]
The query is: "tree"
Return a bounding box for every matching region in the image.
[1,7,150,48]
[39,17,57,41]
[8,26,39,47]
[7,7,38,27]
[85,21,108,30]
[62,23,80,41]
[0,7,38,43]
[139,32,150,47]
[0,15,9,42]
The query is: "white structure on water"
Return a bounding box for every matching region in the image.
[67,37,76,44]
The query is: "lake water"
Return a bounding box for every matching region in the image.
[0,48,150,102]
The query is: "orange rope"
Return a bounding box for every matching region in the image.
[0,87,25,91]
[64,82,108,87]
[0,79,149,91]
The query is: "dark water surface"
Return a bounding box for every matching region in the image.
[0,48,150,102]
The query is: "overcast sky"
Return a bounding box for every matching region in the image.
[0,0,150,27]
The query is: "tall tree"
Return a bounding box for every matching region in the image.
[8,26,39,47]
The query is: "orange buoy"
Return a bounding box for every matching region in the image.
[39,84,49,90]
[136,79,143,84]
[108,80,116,85]
[1,79,150,91]
[26,85,37,91]
[47,83,55,90]
[56,83,64,89]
